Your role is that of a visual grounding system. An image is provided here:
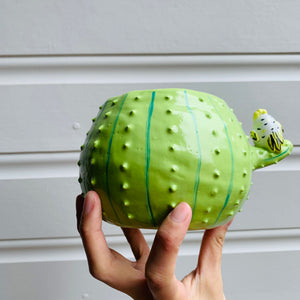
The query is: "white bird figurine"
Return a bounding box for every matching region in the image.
[250,109,284,153]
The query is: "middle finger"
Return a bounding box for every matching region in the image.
[122,227,150,263]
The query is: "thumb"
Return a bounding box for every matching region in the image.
[79,191,112,275]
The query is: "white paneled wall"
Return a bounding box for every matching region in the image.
[1,1,300,299]
[2,0,300,55]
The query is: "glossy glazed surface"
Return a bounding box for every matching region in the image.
[79,89,292,229]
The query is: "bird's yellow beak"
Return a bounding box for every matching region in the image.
[253,109,268,121]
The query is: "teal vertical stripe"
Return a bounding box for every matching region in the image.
[145,91,156,227]
[105,94,128,225]
[184,91,202,216]
[207,96,234,224]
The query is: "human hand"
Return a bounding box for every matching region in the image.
[76,191,231,300]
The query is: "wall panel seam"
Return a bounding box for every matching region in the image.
[1,228,300,264]
[1,54,300,85]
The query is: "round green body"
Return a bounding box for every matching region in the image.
[79,88,293,229]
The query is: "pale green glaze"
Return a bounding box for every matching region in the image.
[78,89,293,230]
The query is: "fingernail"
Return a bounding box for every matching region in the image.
[83,193,94,215]
[169,203,189,223]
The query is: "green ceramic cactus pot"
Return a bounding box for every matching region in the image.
[78,89,292,229]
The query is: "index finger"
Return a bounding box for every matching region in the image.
[145,203,192,299]
[196,220,233,279]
